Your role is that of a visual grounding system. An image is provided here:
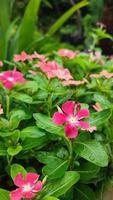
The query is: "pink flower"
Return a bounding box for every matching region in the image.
[58,49,77,59]
[52,101,91,139]
[0,104,3,115]
[0,69,26,89]
[10,172,43,200]
[14,51,28,62]
[93,103,103,112]
[51,68,73,81]
[0,61,3,67]
[62,79,87,86]
[37,61,73,81]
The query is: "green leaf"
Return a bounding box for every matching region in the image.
[93,94,111,109]
[9,109,31,130]
[0,188,10,200]
[33,113,64,137]
[75,184,95,200]
[47,0,89,35]
[11,92,33,104]
[89,109,112,127]
[0,142,7,156]
[74,140,108,167]
[42,196,59,200]
[76,161,100,181]
[20,126,45,140]
[43,171,80,197]
[17,81,39,93]
[21,136,48,151]
[18,0,42,52]
[10,164,27,179]
[7,145,22,156]
[42,156,69,179]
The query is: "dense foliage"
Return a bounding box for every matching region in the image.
[0,0,113,200]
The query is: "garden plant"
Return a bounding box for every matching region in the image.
[0,0,113,200]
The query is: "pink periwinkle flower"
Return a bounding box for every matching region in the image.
[37,61,73,81]
[10,172,43,200]
[52,101,94,139]
[58,48,77,59]
[14,51,28,62]
[0,69,26,89]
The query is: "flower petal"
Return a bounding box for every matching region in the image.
[25,173,39,184]
[77,109,90,119]
[62,101,75,115]
[10,188,22,200]
[33,181,43,192]
[23,191,36,199]
[64,124,78,139]
[14,173,25,187]
[52,112,66,125]
[78,121,90,130]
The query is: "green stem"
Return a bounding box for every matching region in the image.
[65,137,73,168]
[6,95,10,118]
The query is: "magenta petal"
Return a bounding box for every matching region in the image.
[52,112,66,125]
[78,121,90,130]
[14,173,25,187]
[23,191,35,199]
[10,188,22,200]
[62,101,75,115]
[25,173,39,184]
[64,124,78,139]
[33,181,43,192]
[77,109,90,119]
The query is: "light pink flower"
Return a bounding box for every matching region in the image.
[28,70,37,75]
[52,68,73,81]
[10,172,43,200]
[62,79,87,86]
[14,51,28,62]
[0,104,3,115]
[100,70,113,79]
[0,69,26,89]
[93,103,103,112]
[52,101,91,139]
[37,61,73,81]
[58,49,77,59]
[0,61,3,67]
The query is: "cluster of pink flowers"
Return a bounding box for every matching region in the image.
[0,69,26,89]
[14,51,46,62]
[58,48,78,59]
[90,70,113,79]
[10,172,43,200]
[37,61,73,81]
[52,101,96,139]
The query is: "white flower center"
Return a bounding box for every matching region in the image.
[7,77,14,82]
[22,183,32,192]
[68,116,77,125]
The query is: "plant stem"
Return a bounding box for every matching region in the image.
[65,137,73,168]
[6,95,10,118]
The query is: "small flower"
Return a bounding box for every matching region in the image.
[58,49,77,59]
[93,103,103,112]
[37,61,73,81]
[14,51,28,62]
[0,104,3,115]
[10,172,43,200]
[52,101,92,139]
[0,61,3,67]
[62,79,87,86]
[0,69,26,89]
